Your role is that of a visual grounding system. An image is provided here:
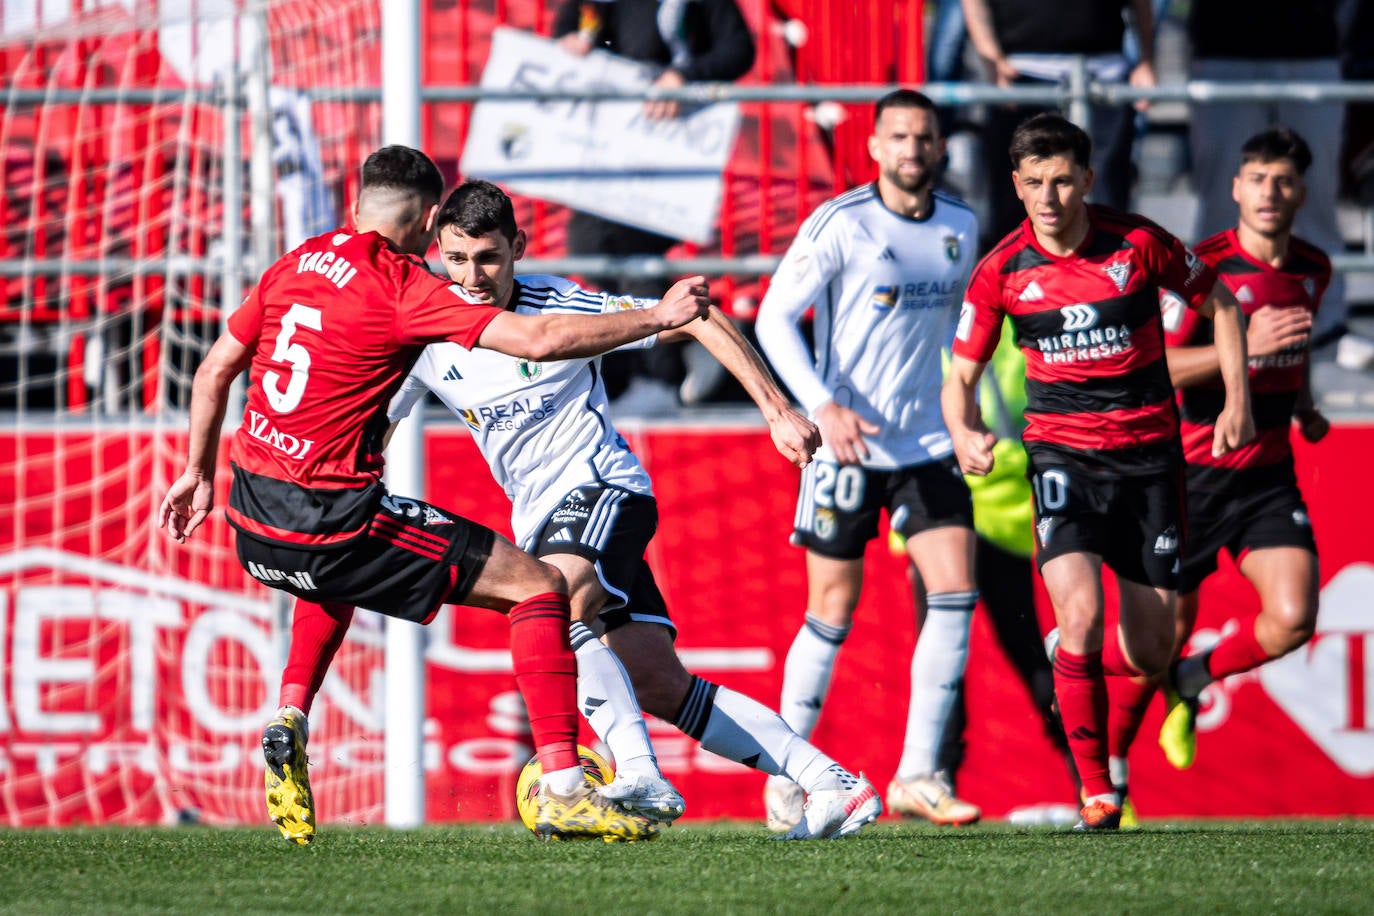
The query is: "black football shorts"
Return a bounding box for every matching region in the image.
[236,491,495,624]
[1178,462,1316,594]
[791,455,974,560]
[1029,455,1184,590]
[527,484,673,635]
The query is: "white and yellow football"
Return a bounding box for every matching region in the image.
[515,744,615,834]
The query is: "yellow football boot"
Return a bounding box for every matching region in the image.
[1159,687,1199,770]
[534,783,659,842]
[262,706,315,845]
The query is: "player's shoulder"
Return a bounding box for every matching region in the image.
[514,275,608,313]
[932,189,977,226]
[1190,229,1239,269]
[1093,205,1177,250]
[1287,235,1333,275]
[800,183,879,241]
[970,223,1034,281]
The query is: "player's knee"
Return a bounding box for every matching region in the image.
[626,663,691,720]
[1264,599,1316,654]
[571,602,600,626]
[1130,633,1173,678]
[1055,609,1100,650]
[810,588,859,625]
[529,560,567,596]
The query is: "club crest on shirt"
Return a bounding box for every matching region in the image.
[870,285,899,312]
[1103,259,1132,292]
[517,358,542,382]
[1235,284,1254,304]
[944,235,960,262]
[1302,278,1316,301]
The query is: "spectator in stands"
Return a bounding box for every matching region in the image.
[961,0,1157,253]
[553,0,756,414]
[1187,0,1349,352]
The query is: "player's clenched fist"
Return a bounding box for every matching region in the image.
[1212,402,1255,457]
[767,407,822,469]
[952,428,997,477]
[653,275,712,329]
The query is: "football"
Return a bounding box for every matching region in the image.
[514,744,615,834]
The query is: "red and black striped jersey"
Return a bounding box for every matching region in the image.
[1164,228,1330,474]
[953,207,1216,467]
[224,227,500,548]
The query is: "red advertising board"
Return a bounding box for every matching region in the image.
[1,424,1371,826]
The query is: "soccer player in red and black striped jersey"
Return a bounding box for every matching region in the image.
[157,145,710,844]
[942,114,1254,830]
[1151,127,1330,771]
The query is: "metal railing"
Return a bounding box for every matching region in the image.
[5,75,1374,282]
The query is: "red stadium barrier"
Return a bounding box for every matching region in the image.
[1,424,1372,825]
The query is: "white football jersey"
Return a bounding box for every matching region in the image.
[388,275,654,546]
[756,185,978,469]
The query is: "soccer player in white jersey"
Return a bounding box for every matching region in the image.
[754,89,983,829]
[385,179,881,839]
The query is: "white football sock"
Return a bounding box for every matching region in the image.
[570,622,659,779]
[1109,755,1129,791]
[542,766,586,797]
[778,613,850,739]
[895,591,975,781]
[674,676,850,794]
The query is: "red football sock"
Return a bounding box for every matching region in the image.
[1107,678,1157,762]
[509,592,579,774]
[1205,621,1273,680]
[1053,648,1113,799]
[1101,627,1143,677]
[280,600,353,715]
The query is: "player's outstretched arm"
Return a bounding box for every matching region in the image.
[1166,304,1311,388]
[660,305,820,467]
[1204,282,1255,456]
[158,332,252,543]
[942,354,998,476]
[475,275,710,361]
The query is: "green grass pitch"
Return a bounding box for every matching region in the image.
[0,820,1370,914]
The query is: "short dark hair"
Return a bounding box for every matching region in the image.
[435,180,518,242]
[361,145,445,203]
[1009,113,1091,170]
[1240,126,1313,175]
[874,88,937,124]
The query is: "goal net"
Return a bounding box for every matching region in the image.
[0,0,386,828]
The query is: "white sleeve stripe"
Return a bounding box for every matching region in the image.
[520,284,602,303]
[796,185,870,241]
[932,190,975,214]
[516,297,601,314]
[805,188,875,242]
